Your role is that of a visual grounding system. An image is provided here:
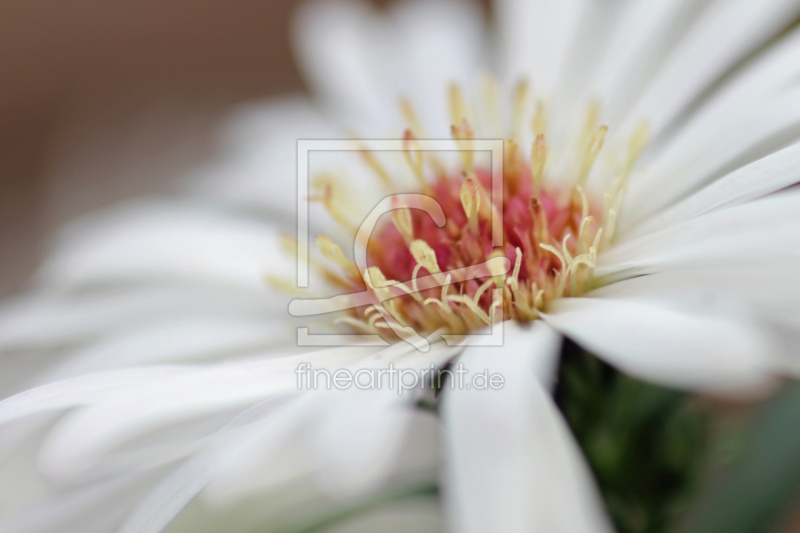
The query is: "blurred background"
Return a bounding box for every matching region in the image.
[4,3,800,532]
[0,0,312,296]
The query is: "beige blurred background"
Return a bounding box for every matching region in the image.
[0,0,495,298]
[0,0,309,296]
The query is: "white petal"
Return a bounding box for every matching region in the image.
[625,139,800,240]
[34,316,294,385]
[36,347,377,482]
[550,0,632,133]
[0,469,159,533]
[187,97,340,217]
[166,488,441,533]
[623,87,800,228]
[497,0,587,92]
[543,298,775,392]
[585,263,800,376]
[599,190,800,278]
[386,0,486,135]
[589,263,800,321]
[0,367,188,425]
[203,340,451,505]
[39,201,292,291]
[0,284,275,353]
[293,0,485,134]
[118,457,211,533]
[313,343,459,498]
[619,0,800,137]
[634,22,800,183]
[293,0,398,130]
[117,398,284,533]
[588,0,706,126]
[443,321,612,533]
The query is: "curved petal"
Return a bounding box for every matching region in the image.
[0,470,160,533]
[203,340,454,505]
[543,297,776,393]
[624,139,800,241]
[497,0,587,92]
[0,285,275,353]
[625,24,800,222]
[588,0,705,127]
[117,398,289,533]
[33,316,294,386]
[0,367,187,425]
[442,322,613,533]
[186,97,340,217]
[599,189,800,279]
[619,0,800,137]
[312,344,461,498]
[623,87,800,228]
[34,347,377,482]
[38,201,293,292]
[293,0,485,134]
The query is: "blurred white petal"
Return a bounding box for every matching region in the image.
[39,200,292,291]
[443,321,612,532]
[544,297,774,392]
[35,348,377,482]
[620,0,800,137]
[203,340,455,505]
[626,140,800,240]
[0,285,275,352]
[294,0,484,134]
[625,86,800,226]
[0,470,162,533]
[599,189,800,278]
[497,0,587,91]
[34,316,294,385]
[589,0,705,127]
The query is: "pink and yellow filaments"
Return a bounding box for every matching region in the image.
[296,82,649,341]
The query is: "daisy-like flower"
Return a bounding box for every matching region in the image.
[3,0,800,532]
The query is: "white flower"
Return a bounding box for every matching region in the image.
[2,0,800,532]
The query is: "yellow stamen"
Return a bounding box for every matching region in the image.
[530,197,550,246]
[403,129,427,188]
[390,198,415,244]
[488,249,507,289]
[482,73,502,135]
[512,79,529,137]
[532,99,546,136]
[400,97,424,138]
[578,125,608,186]
[335,316,379,334]
[473,279,495,304]
[316,235,359,279]
[400,99,445,176]
[410,240,445,284]
[451,120,475,175]
[460,178,481,235]
[626,121,650,173]
[507,247,523,290]
[448,83,470,127]
[358,144,394,189]
[310,174,357,231]
[530,134,549,191]
[364,266,389,291]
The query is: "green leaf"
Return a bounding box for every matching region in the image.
[691,383,800,533]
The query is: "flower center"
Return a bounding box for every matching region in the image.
[296,82,649,343]
[363,164,602,336]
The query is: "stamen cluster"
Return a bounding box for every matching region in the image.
[305,83,648,341]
